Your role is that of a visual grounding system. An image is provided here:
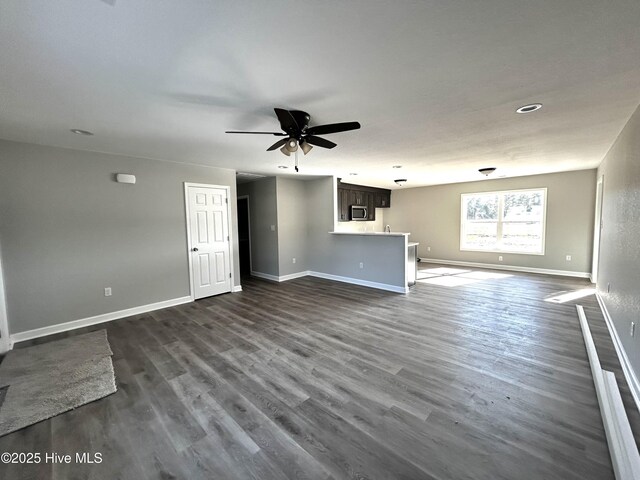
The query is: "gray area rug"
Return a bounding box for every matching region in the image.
[0,329,117,436]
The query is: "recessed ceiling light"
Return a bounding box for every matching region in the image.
[278,165,288,169]
[392,165,402,169]
[349,173,358,176]
[70,129,94,136]
[516,103,542,114]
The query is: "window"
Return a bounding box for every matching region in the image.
[460,188,547,254]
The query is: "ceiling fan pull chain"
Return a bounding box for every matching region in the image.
[295,150,299,172]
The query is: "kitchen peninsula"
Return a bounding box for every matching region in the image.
[329,231,418,291]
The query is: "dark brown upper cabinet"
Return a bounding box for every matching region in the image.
[337,181,391,222]
[374,191,390,208]
[338,188,350,221]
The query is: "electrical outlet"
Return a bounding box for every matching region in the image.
[566,255,572,261]
[427,246,431,252]
[270,225,276,231]
[292,257,296,264]
[631,322,636,337]
[359,262,364,269]
[498,256,503,262]
[104,287,112,297]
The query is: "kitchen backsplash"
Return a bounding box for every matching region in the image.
[334,208,386,233]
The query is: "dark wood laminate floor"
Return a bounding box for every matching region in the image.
[2,265,639,480]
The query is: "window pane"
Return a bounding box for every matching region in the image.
[464,194,498,220]
[503,192,543,220]
[461,188,546,254]
[501,222,543,252]
[463,221,498,249]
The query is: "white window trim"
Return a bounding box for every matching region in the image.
[460,187,547,256]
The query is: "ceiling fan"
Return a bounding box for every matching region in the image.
[226,108,361,171]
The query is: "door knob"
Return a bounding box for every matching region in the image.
[192,247,199,252]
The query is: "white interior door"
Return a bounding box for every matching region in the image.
[187,185,232,299]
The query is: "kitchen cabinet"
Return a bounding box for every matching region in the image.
[375,191,391,208]
[350,189,365,206]
[337,181,391,222]
[366,192,375,220]
[338,188,350,221]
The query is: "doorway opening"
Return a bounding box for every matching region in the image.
[591,175,604,284]
[237,196,252,277]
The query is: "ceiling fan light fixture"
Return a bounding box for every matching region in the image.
[285,138,298,153]
[479,167,497,176]
[394,178,407,186]
[300,140,313,155]
[280,146,291,156]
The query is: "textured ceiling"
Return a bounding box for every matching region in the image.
[1,0,639,188]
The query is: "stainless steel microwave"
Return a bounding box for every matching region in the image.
[350,205,368,221]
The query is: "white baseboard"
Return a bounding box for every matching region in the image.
[308,271,408,294]
[250,271,280,282]
[250,270,311,283]
[596,293,640,414]
[420,258,590,279]
[278,271,312,282]
[251,269,408,293]
[576,305,640,479]
[10,295,193,346]
[232,285,243,292]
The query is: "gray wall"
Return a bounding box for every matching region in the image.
[597,104,640,376]
[384,169,597,273]
[238,177,279,277]
[239,176,407,289]
[306,177,406,288]
[0,139,240,334]
[276,177,309,276]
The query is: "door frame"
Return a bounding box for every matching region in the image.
[184,182,235,301]
[237,195,253,275]
[591,175,604,284]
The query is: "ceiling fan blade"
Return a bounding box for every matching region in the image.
[274,108,299,134]
[225,131,287,136]
[304,135,337,149]
[306,121,361,136]
[267,138,289,151]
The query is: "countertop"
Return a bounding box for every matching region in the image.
[329,231,410,237]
